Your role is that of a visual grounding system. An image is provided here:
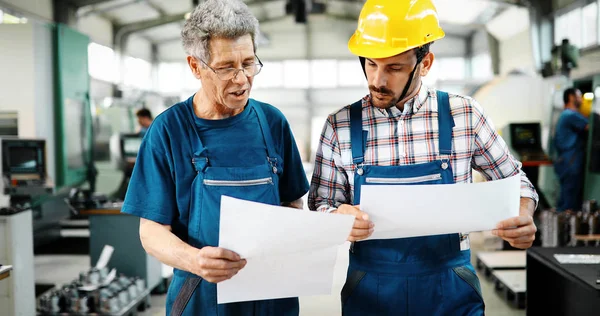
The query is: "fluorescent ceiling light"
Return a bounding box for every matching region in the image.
[433,0,492,25]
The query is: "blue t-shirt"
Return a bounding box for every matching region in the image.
[555,109,588,154]
[554,109,588,174]
[121,96,309,236]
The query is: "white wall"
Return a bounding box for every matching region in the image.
[498,29,536,75]
[0,22,56,180]
[0,0,53,21]
[473,74,547,132]
[472,28,490,55]
[127,34,153,61]
[571,48,600,80]
[77,14,113,47]
[158,41,183,62]
[0,24,36,137]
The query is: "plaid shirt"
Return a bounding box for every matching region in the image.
[308,85,539,212]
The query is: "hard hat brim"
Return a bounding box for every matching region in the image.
[348,32,445,59]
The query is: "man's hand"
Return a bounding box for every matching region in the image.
[333,204,374,242]
[492,198,537,249]
[193,247,247,283]
[281,198,304,210]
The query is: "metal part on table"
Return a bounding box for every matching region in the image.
[37,268,148,315]
[540,201,600,248]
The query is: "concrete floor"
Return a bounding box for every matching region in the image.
[35,232,524,316]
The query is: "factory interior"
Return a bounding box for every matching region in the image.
[1,0,600,315]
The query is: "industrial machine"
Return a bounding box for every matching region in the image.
[502,122,553,209]
[110,133,142,201]
[0,137,54,316]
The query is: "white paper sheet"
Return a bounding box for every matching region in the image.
[94,245,114,269]
[360,174,521,240]
[217,196,354,304]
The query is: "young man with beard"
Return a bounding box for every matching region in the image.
[308,0,539,314]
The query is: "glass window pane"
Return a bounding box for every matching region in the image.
[310,60,337,88]
[422,60,439,86]
[337,60,367,87]
[437,57,466,80]
[438,84,466,95]
[583,2,598,48]
[555,14,568,45]
[566,8,583,47]
[184,65,200,92]
[283,60,309,88]
[253,61,283,89]
[88,43,117,83]
[471,54,493,80]
[157,63,183,94]
[124,56,152,90]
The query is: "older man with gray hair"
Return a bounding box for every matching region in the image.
[121,0,309,315]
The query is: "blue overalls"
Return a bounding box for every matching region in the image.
[341,91,485,315]
[167,103,299,316]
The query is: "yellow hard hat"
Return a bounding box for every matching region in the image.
[581,92,593,117]
[348,0,445,59]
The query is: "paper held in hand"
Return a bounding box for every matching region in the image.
[217,196,355,304]
[359,174,521,240]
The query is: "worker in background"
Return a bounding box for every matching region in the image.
[554,88,589,212]
[308,1,538,315]
[135,108,153,137]
[121,0,308,315]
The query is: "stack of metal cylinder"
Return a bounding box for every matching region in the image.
[541,200,600,247]
[37,267,146,315]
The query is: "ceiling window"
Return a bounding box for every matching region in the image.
[88,43,117,83]
[583,2,598,48]
[555,3,598,49]
[566,8,583,48]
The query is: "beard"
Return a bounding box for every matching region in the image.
[369,85,401,109]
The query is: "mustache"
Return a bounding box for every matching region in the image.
[369,85,394,95]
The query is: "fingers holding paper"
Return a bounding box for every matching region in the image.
[195,246,247,283]
[333,204,374,242]
[492,214,537,249]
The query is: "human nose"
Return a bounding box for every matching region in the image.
[231,69,248,84]
[371,68,387,88]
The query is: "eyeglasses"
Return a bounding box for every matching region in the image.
[199,56,263,81]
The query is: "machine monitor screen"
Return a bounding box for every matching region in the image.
[511,123,541,150]
[123,137,142,157]
[2,139,45,175]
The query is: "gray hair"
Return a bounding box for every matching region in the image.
[181,0,259,63]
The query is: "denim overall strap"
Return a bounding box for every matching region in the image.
[252,101,280,172]
[183,102,208,172]
[350,100,365,166]
[436,90,454,157]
